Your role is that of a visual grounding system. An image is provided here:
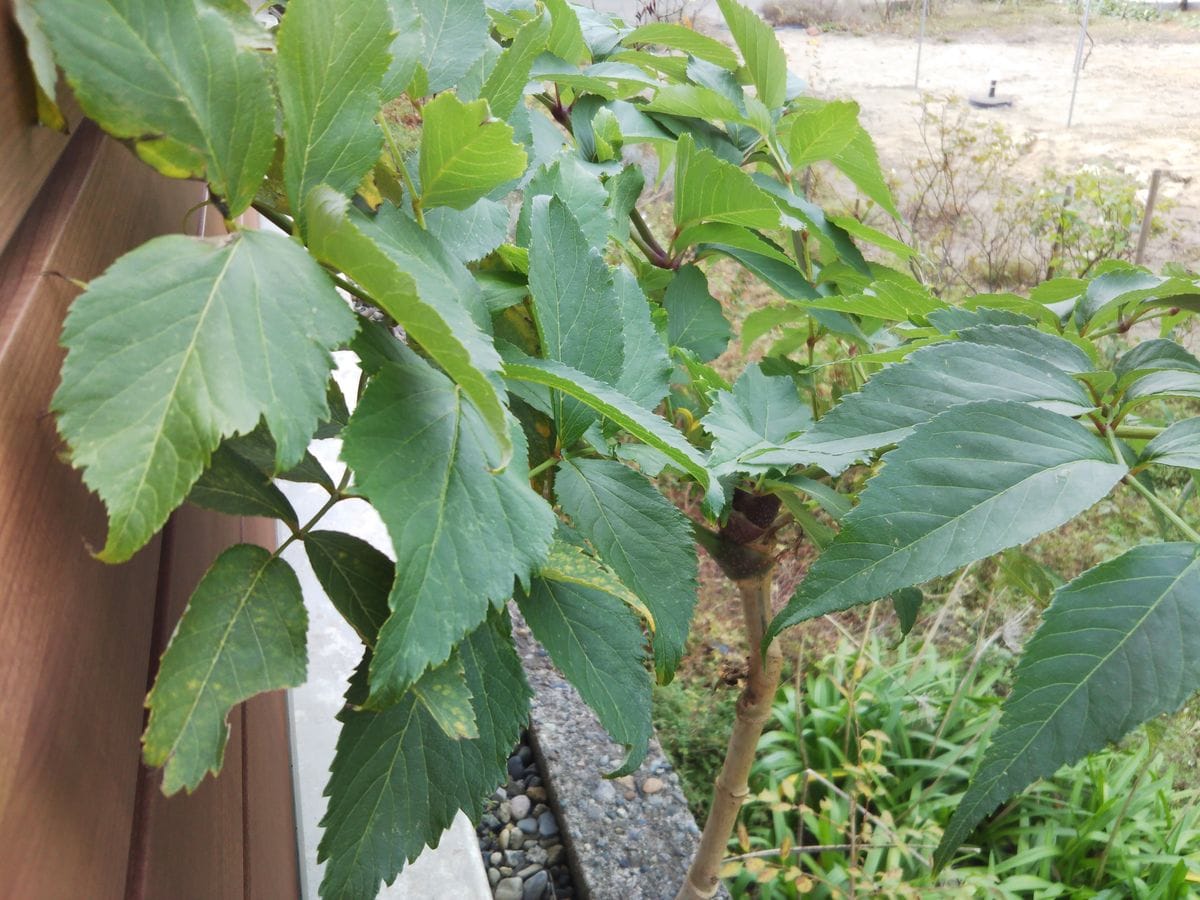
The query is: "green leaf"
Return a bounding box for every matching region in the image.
[928,306,1034,332]
[545,0,590,64]
[702,244,821,302]
[480,11,550,118]
[222,426,335,491]
[1140,419,1200,471]
[319,612,529,899]
[277,0,391,236]
[412,653,478,740]
[778,492,835,549]
[827,214,915,261]
[35,0,275,215]
[517,575,652,774]
[789,279,947,323]
[1123,369,1200,405]
[622,22,739,69]
[503,355,722,509]
[53,230,354,563]
[415,0,489,93]
[304,530,393,645]
[751,175,872,271]
[673,133,782,232]
[831,126,898,219]
[956,324,1095,374]
[381,0,423,99]
[341,349,555,706]
[419,92,527,210]
[143,544,307,794]
[614,267,672,410]
[518,155,612,259]
[187,444,298,526]
[715,0,787,108]
[276,0,388,236]
[556,458,698,682]
[675,223,794,265]
[424,198,510,263]
[788,100,860,169]
[935,543,1200,869]
[527,195,625,444]
[891,587,922,637]
[1076,269,1200,330]
[664,264,732,362]
[13,0,66,130]
[305,190,511,464]
[642,84,747,124]
[538,538,656,629]
[767,401,1127,639]
[703,364,815,477]
[766,473,851,520]
[756,342,1095,471]
[1114,339,1200,384]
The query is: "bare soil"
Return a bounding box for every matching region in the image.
[775,18,1200,268]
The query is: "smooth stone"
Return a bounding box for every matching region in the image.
[526,786,547,803]
[497,801,513,824]
[527,775,542,787]
[523,870,550,900]
[510,794,532,819]
[593,781,616,803]
[532,804,547,818]
[537,811,558,837]
[509,829,526,849]
[507,756,525,780]
[498,828,511,851]
[496,877,524,900]
[499,866,513,876]
[517,863,542,879]
[482,813,501,830]
[623,790,636,801]
[493,787,508,801]
[517,817,539,834]
[545,845,564,866]
[518,746,533,763]
[642,776,665,795]
[504,850,527,869]
[490,851,502,865]
[488,868,501,888]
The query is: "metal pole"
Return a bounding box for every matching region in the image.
[915,0,930,88]
[1135,169,1164,265]
[1067,0,1092,128]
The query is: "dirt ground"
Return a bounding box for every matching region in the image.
[775,18,1200,268]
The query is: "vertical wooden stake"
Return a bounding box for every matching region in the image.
[1134,168,1163,265]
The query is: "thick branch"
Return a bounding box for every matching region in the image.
[677,563,784,900]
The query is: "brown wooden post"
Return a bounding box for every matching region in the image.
[0,3,301,895]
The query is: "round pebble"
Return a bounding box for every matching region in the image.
[506,756,525,780]
[642,776,665,795]
[517,817,539,835]
[510,794,531,819]
[537,811,558,837]
[495,876,523,900]
[522,869,549,900]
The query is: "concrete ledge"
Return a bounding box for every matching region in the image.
[512,616,726,900]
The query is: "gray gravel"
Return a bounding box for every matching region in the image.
[477,725,575,900]
[511,613,727,900]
